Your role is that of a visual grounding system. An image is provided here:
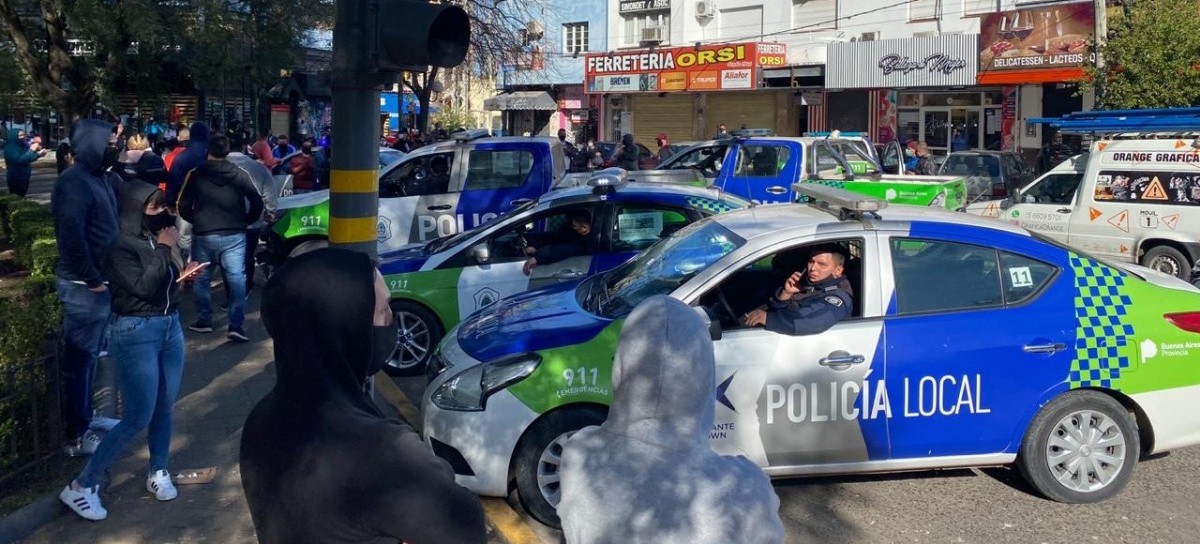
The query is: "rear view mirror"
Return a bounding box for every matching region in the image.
[999,198,1013,210]
[471,244,490,264]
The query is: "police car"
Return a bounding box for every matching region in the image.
[377,171,750,375]
[421,185,1200,527]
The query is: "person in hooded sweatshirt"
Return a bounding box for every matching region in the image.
[168,122,210,256]
[4,127,46,196]
[616,133,639,171]
[51,120,123,458]
[58,180,203,521]
[240,247,487,544]
[557,295,784,544]
[177,134,264,342]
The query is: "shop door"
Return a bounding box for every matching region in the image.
[949,108,981,152]
[631,94,694,150]
[921,109,950,153]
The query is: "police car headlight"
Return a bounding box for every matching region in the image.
[430,353,543,411]
[928,191,946,208]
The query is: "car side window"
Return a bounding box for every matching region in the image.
[465,150,534,190]
[1022,173,1084,205]
[999,251,1056,304]
[734,145,789,177]
[379,152,454,198]
[487,205,595,262]
[890,239,1003,314]
[612,206,690,251]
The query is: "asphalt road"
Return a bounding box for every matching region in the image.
[395,374,1200,544]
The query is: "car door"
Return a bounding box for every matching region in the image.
[881,140,906,175]
[1004,171,1085,244]
[681,234,890,469]
[377,150,462,251]
[457,142,547,236]
[880,230,1075,459]
[723,143,796,205]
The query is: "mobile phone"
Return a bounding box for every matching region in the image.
[176,262,210,283]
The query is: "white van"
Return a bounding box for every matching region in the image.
[968,138,1200,279]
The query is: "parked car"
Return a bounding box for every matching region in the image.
[939,150,1035,202]
[377,172,750,375]
[422,184,1200,527]
[597,141,657,170]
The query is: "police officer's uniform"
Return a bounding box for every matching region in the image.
[763,275,852,336]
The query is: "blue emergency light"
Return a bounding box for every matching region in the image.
[1029,108,1200,134]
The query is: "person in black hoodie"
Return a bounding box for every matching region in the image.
[58,180,203,521]
[167,121,211,257]
[240,248,487,544]
[177,134,264,341]
[51,119,122,458]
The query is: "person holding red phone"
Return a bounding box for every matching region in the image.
[59,180,198,521]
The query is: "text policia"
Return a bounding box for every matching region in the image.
[765,374,990,425]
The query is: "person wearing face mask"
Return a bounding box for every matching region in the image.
[240,248,487,544]
[289,138,316,192]
[58,180,204,521]
[4,128,47,197]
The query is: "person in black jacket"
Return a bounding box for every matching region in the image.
[742,245,853,336]
[58,180,203,521]
[522,209,596,275]
[177,134,264,341]
[240,247,487,544]
[51,119,122,458]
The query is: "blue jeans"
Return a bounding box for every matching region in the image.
[55,278,112,441]
[192,233,247,330]
[78,313,185,488]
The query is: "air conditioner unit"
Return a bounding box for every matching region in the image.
[695,0,716,19]
[640,26,664,44]
[860,31,878,41]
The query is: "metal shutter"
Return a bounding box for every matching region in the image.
[630,94,694,148]
[704,91,781,137]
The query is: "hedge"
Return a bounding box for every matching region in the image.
[0,195,61,367]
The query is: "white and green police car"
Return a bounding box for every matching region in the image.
[377,173,750,375]
[420,185,1200,527]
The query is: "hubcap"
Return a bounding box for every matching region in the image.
[1149,255,1182,278]
[387,311,430,371]
[536,430,580,508]
[1045,409,1127,493]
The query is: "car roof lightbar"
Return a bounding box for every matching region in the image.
[587,167,628,196]
[792,183,886,221]
[451,128,491,142]
[1029,108,1200,135]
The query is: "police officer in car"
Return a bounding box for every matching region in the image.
[742,245,852,335]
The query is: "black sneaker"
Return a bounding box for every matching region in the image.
[188,322,213,333]
[227,328,249,342]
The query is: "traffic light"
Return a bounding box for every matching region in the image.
[375,1,470,72]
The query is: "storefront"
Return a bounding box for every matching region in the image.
[825,34,1018,154]
[584,42,792,146]
[978,1,1095,166]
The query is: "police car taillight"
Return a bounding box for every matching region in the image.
[1165,312,1200,333]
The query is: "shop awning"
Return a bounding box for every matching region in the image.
[484,91,557,112]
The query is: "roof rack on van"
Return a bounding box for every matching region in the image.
[792,183,886,222]
[804,131,869,138]
[1029,108,1200,136]
[451,128,491,142]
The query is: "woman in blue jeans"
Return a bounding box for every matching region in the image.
[59,180,203,521]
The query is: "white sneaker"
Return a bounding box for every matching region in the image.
[146,469,178,501]
[89,414,120,432]
[59,482,107,521]
[64,430,103,457]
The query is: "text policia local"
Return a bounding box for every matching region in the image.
[765,374,990,425]
[587,45,754,74]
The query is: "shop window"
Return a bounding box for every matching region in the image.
[563,22,588,54]
[792,0,836,31]
[622,13,669,46]
[909,0,938,21]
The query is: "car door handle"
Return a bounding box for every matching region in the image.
[426,204,452,211]
[1023,342,1067,354]
[509,198,532,206]
[819,352,865,368]
[552,269,587,279]
[765,186,788,195]
[1056,208,1071,214]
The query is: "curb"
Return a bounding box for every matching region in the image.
[0,495,62,544]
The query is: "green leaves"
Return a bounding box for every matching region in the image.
[1083,0,1200,108]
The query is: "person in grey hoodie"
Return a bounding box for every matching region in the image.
[557,295,784,544]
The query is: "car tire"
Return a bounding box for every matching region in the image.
[1140,245,1190,280]
[287,239,329,259]
[1017,391,1139,504]
[513,407,607,529]
[384,300,442,377]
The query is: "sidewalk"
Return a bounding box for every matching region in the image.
[1,290,509,543]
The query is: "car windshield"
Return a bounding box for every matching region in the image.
[580,220,744,318]
[941,155,1000,178]
[425,198,539,254]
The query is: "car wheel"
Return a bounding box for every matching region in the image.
[1141,245,1189,280]
[287,239,328,259]
[384,300,442,376]
[1017,391,1139,503]
[513,407,607,529]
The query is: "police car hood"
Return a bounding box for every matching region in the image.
[456,280,608,362]
[377,243,430,275]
